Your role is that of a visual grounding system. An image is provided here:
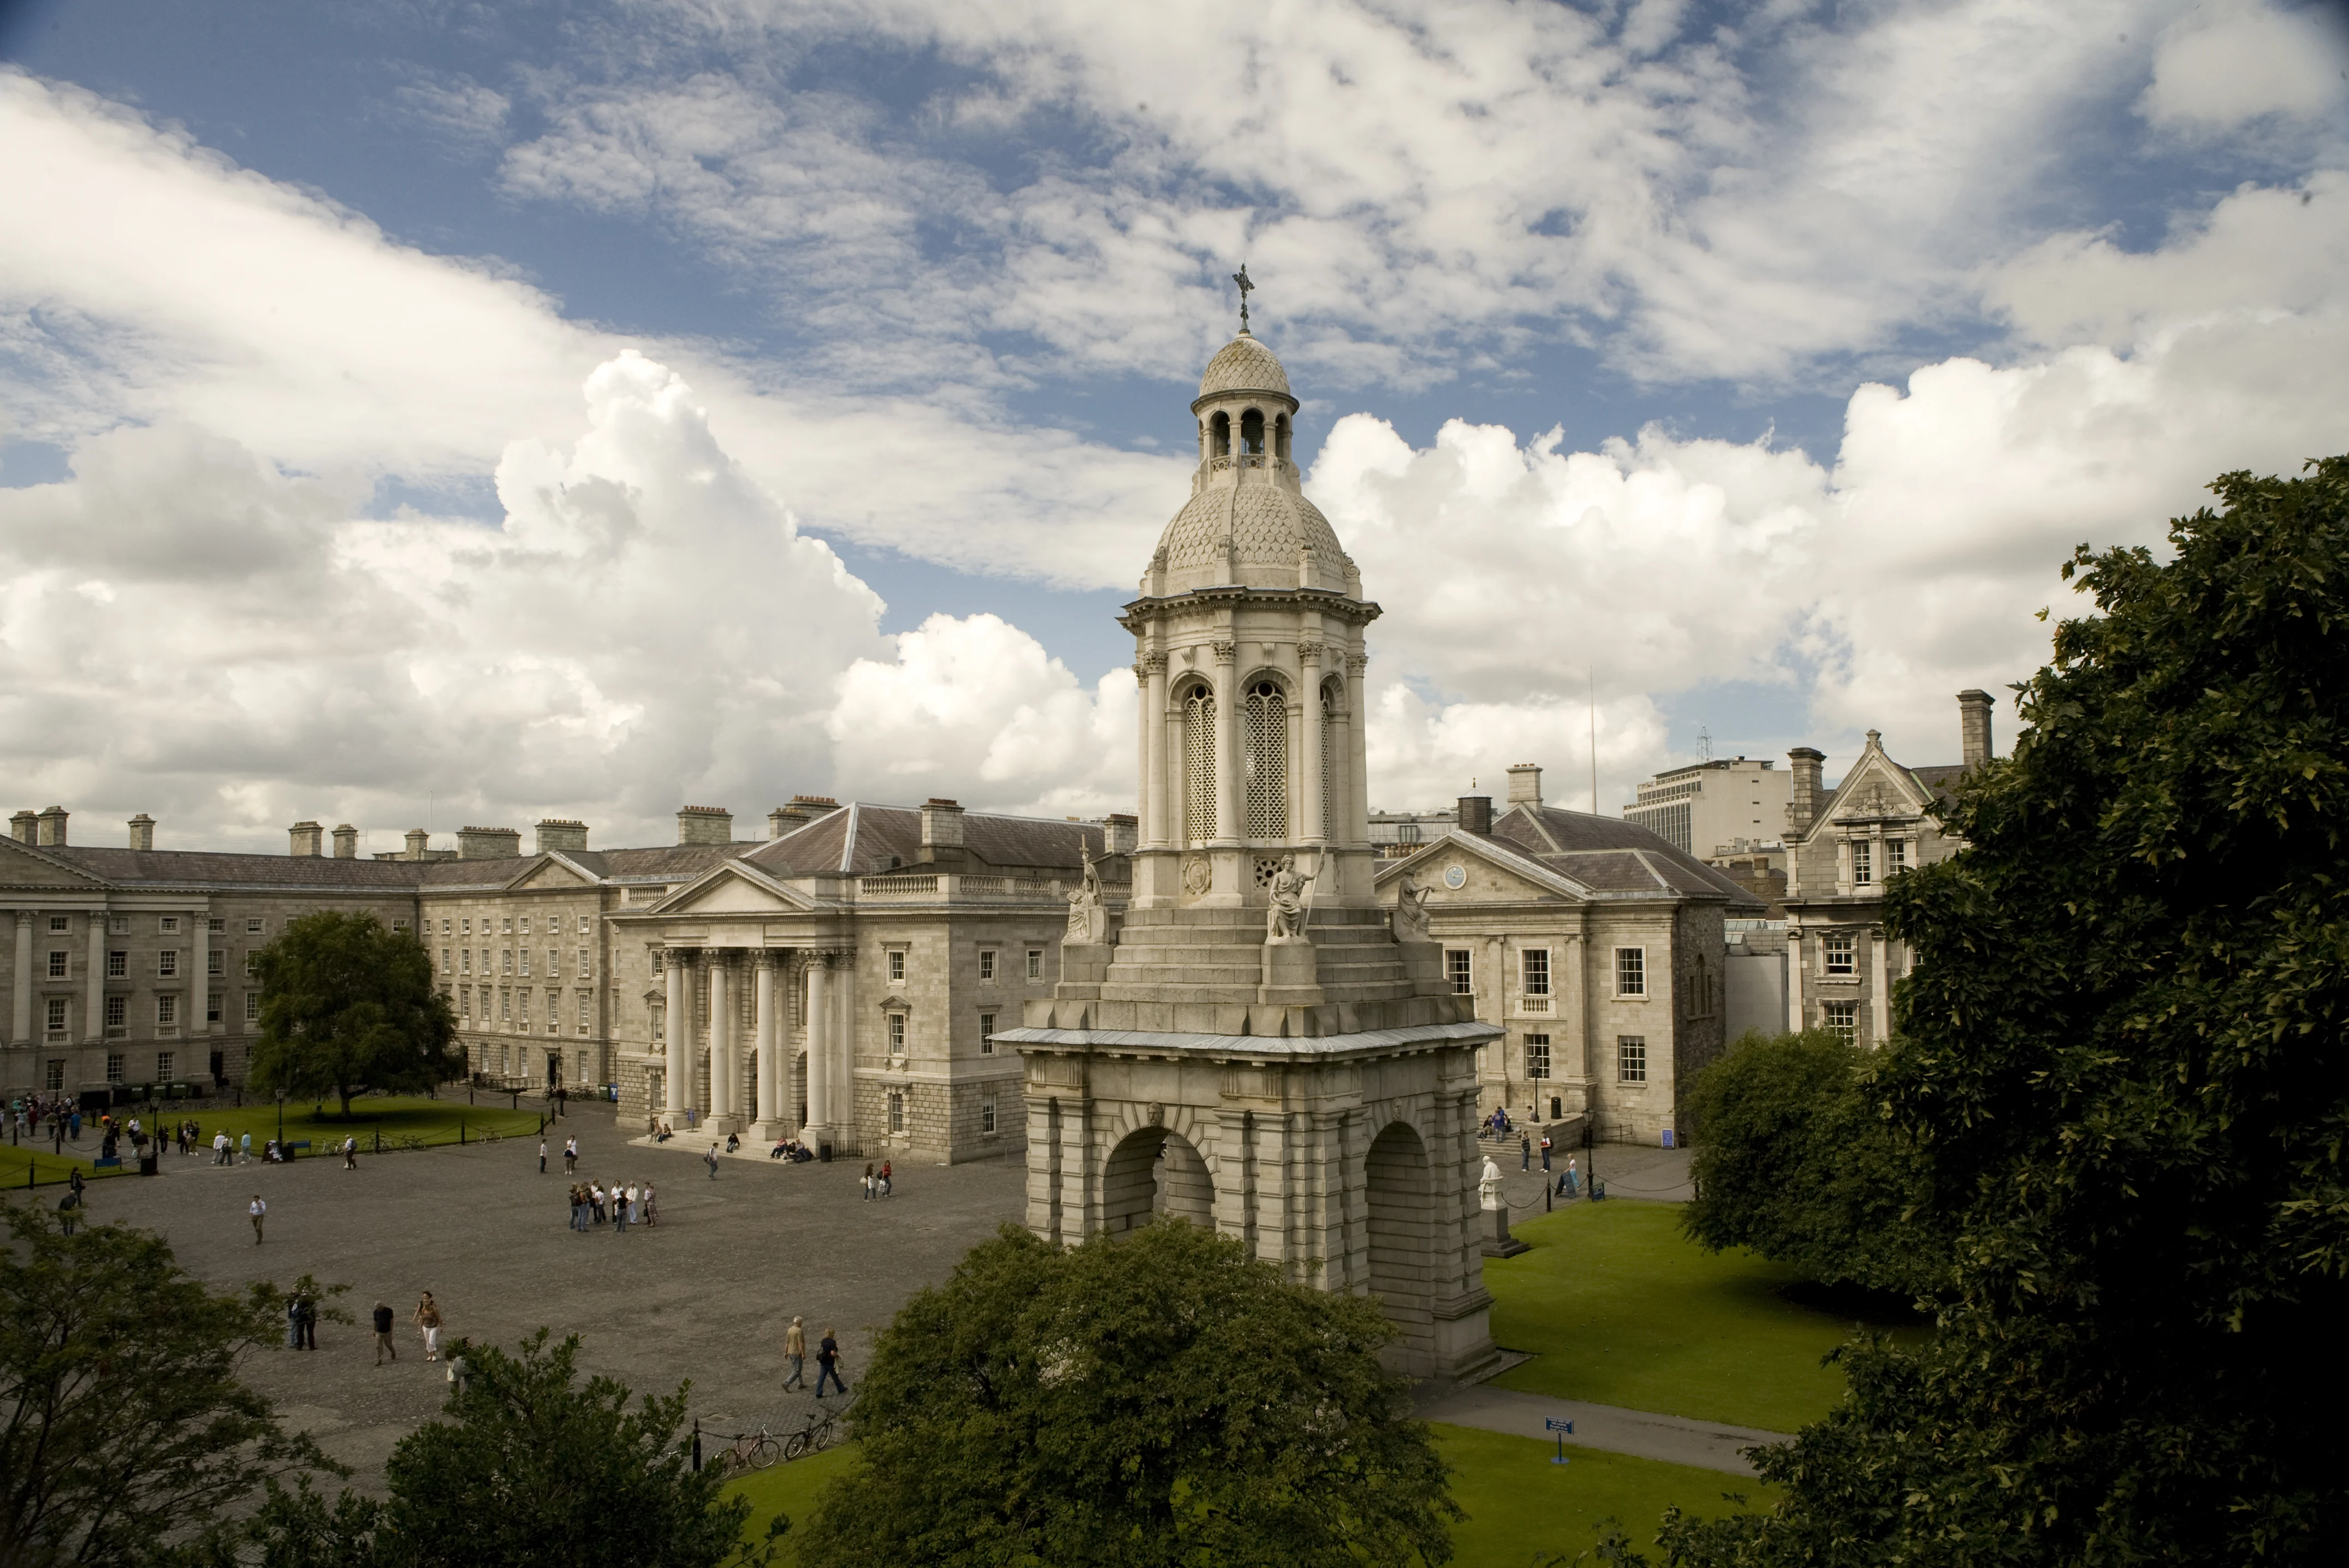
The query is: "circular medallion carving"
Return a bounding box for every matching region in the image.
[1182,854,1213,896]
[1443,864,1468,890]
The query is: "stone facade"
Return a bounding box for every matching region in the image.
[1779,691,1990,1047]
[1372,769,1761,1145]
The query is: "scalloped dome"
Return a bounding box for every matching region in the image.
[1198,333,1291,400]
[1154,481,1355,589]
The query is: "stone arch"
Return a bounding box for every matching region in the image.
[1239,407,1266,455]
[1210,411,1231,458]
[1101,1122,1216,1232]
[1365,1119,1436,1371]
[1178,678,1217,846]
[1243,676,1289,839]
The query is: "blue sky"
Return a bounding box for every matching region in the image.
[1,0,2345,848]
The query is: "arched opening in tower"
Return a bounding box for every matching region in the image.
[1101,1125,1215,1232]
[1366,1120,1436,1370]
[1240,408,1265,456]
[1211,411,1232,459]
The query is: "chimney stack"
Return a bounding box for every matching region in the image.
[404,829,431,860]
[535,819,590,854]
[675,806,733,846]
[127,814,155,851]
[767,807,794,839]
[1506,763,1543,812]
[920,798,966,864]
[9,811,34,844]
[1957,689,1994,771]
[456,825,521,860]
[1786,749,1825,832]
[331,824,358,859]
[1105,813,1138,856]
[1457,794,1493,836]
[35,807,68,847]
[288,820,323,857]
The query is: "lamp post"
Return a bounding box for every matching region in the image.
[276,1092,285,1153]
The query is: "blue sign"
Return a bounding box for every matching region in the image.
[1545,1418,1575,1434]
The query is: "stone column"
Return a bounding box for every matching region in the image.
[705,951,734,1131]
[752,952,780,1138]
[11,911,31,1045]
[189,907,208,1039]
[1299,643,1326,844]
[830,950,856,1139]
[1868,925,1890,1047]
[1140,652,1169,847]
[1213,639,1241,843]
[1785,925,1805,1033]
[802,954,833,1148]
[84,912,104,1044]
[1345,654,1372,847]
[662,950,687,1122]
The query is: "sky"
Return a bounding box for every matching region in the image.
[1,0,2345,854]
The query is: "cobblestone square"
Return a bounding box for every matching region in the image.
[54,1104,1028,1490]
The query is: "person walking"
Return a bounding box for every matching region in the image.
[614,1184,631,1233]
[704,1144,720,1180]
[287,1292,303,1349]
[342,1135,358,1170]
[642,1181,657,1226]
[299,1292,319,1351]
[814,1327,847,1398]
[249,1193,266,1244]
[1562,1156,1579,1200]
[373,1301,398,1364]
[1539,1131,1552,1172]
[783,1316,806,1391]
[878,1160,892,1198]
[861,1163,875,1201]
[1519,1131,1531,1172]
[240,1131,252,1164]
[413,1292,443,1362]
[213,1131,230,1166]
[563,1137,578,1174]
[538,1138,548,1174]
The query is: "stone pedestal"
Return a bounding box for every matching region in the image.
[1481,1202,1529,1258]
[1057,941,1114,996]
[1398,938,1443,990]
[1257,936,1325,1005]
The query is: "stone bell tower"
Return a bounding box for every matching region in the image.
[1001,311,1503,1380]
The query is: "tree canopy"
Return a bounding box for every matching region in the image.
[245,1329,776,1568]
[795,1220,1462,1568]
[248,912,461,1116]
[1662,457,2349,1564]
[0,1209,337,1568]
[1680,1029,1947,1297]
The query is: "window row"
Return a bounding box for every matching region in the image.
[451,984,598,1036]
[434,913,595,938]
[1442,946,1649,999]
[1844,836,1912,886]
[440,947,595,979]
[1178,677,1346,845]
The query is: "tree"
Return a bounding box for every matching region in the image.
[248,912,461,1118]
[1680,1029,1946,1297]
[1660,457,2349,1564]
[0,1209,339,1568]
[242,1329,778,1568]
[796,1220,1462,1568]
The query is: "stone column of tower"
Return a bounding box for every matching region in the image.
[1004,321,1505,1381]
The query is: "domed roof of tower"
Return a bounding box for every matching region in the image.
[1153,482,1357,592]
[1197,331,1292,400]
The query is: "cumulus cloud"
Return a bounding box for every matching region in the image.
[2139,0,2349,132]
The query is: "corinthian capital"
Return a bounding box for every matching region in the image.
[1211,640,1237,665]
[1298,640,1325,666]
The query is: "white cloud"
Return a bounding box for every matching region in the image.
[2139,1,2349,131]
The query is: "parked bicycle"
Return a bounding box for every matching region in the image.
[782,1398,852,1461]
[721,1426,782,1474]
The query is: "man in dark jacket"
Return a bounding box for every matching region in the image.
[373,1301,397,1364]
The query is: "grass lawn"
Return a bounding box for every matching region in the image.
[1,1094,544,1180]
[727,1426,1768,1566]
[1484,1199,1926,1434]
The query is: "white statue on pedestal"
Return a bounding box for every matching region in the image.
[1266,853,1315,941]
[1393,871,1433,943]
[1478,1154,1503,1211]
[1065,843,1107,944]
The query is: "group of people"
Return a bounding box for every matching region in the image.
[9,1093,84,1147]
[569,1178,656,1231]
[780,1316,850,1399]
[861,1161,893,1199]
[768,1137,814,1162]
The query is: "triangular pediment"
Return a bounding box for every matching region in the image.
[1373,831,1593,905]
[0,837,111,890]
[1826,750,1931,822]
[646,860,820,916]
[509,855,598,891]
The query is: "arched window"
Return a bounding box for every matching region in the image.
[1245,679,1289,839]
[1210,412,1231,459]
[1240,409,1265,456]
[1182,686,1217,844]
[1321,678,1342,838]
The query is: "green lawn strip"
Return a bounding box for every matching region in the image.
[1437,1422,1773,1566]
[151,1095,542,1154]
[0,1143,133,1187]
[1484,1199,1926,1434]
[728,1440,861,1560]
[726,1427,1767,1565]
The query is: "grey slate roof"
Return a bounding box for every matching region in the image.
[743,804,1110,880]
[1489,805,1765,911]
[44,847,430,890]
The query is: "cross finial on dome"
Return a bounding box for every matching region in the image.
[1231,263,1255,334]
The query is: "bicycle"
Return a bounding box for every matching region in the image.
[782,1398,851,1461]
[722,1426,783,1474]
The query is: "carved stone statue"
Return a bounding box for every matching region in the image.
[1065,843,1107,944]
[1266,853,1313,941]
[1393,871,1433,943]
[1479,1155,1503,1211]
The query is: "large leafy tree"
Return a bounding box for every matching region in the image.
[796,1220,1462,1568]
[1681,1030,1947,1297]
[242,1330,778,1568]
[1662,458,2349,1564]
[0,1209,339,1568]
[248,912,460,1118]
